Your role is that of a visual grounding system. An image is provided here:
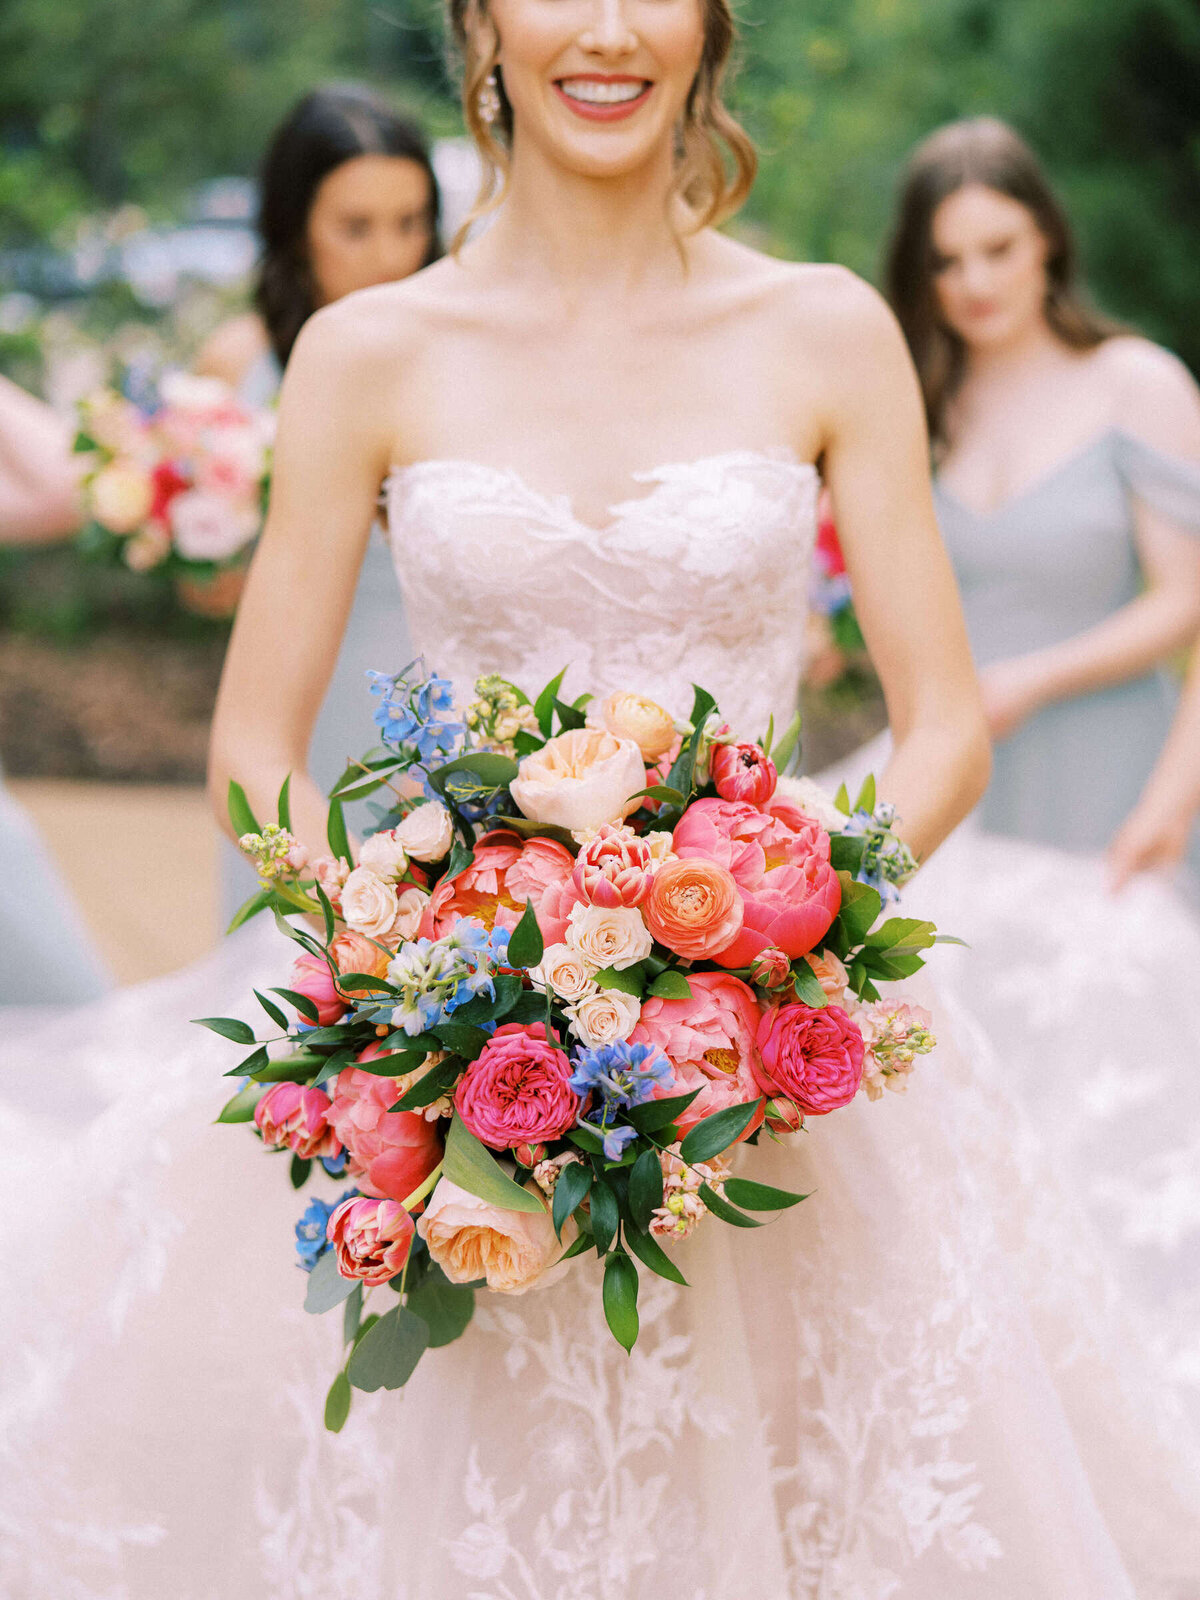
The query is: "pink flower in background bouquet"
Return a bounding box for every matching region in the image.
[207,664,938,1432]
[75,369,273,613]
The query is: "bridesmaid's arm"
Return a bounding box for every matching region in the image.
[802,271,990,860]
[0,376,82,543]
[1108,645,1200,888]
[207,296,399,858]
[978,343,1200,740]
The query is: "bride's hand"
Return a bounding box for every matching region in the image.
[1107,794,1192,891]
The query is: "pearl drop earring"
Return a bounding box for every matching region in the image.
[478,72,501,126]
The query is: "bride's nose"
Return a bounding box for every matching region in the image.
[578,0,639,56]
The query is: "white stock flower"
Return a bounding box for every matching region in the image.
[565,988,641,1048]
[565,902,653,972]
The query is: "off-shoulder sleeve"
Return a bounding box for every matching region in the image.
[1114,429,1200,536]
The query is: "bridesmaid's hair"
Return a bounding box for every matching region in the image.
[444,0,757,249]
[884,117,1123,448]
[256,83,443,367]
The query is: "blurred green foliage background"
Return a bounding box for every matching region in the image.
[2,0,1197,366]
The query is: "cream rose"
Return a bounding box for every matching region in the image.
[357,829,409,880]
[598,691,678,761]
[340,866,400,939]
[91,461,154,534]
[565,987,642,1048]
[395,800,455,862]
[510,727,645,834]
[417,1177,576,1295]
[530,943,598,1002]
[645,830,677,868]
[565,902,653,971]
[775,775,846,833]
[392,885,429,943]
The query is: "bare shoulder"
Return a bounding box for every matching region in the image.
[1094,335,1200,449]
[288,258,476,382]
[195,312,269,387]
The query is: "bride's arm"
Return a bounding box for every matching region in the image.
[207,297,398,856]
[801,270,990,860]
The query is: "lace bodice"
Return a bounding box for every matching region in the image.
[384,449,819,731]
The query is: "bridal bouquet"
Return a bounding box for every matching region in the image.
[202,665,939,1431]
[73,372,273,603]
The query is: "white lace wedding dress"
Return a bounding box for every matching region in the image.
[3,450,1200,1600]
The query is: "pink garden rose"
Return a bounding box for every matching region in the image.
[422,830,581,946]
[254,1081,341,1161]
[634,971,765,1139]
[288,951,347,1026]
[572,823,655,909]
[327,1195,415,1286]
[753,1002,865,1116]
[454,1023,580,1150]
[167,488,257,563]
[327,1052,444,1203]
[711,741,778,806]
[418,1177,574,1295]
[673,797,841,967]
[510,727,646,833]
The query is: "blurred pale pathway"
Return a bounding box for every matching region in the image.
[11,780,219,985]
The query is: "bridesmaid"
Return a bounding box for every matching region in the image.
[196,84,442,919]
[0,376,112,1004]
[884,117,1200,872]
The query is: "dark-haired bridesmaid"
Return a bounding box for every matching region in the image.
[196,84,443,917]
[885,116,1200,876]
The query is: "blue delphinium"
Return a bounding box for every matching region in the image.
[842,802,919,902]
[368,661,465,767]
[383,918,509,1037]
[319,1149,349,1178]
[570,1040,675,1160]
[294,1188,358,1272]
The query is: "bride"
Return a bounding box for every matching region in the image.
[4,2,1200,1595]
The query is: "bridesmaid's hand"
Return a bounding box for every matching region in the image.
[1108,795,1193,891]
[979,658,1045,741]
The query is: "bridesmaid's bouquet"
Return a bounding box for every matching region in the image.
[73,372,273,612]
[201,665,940,1431]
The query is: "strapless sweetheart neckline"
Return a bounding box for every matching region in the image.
[384,447,818,538]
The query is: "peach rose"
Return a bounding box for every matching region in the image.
[341,866,400,940]
[804,950,849,1006]
[597,691,678,761]
[329,931,391,997]
[510,727,645,833]
[643,857,744,961]
[328,1195,414,1287]
[392,885,429,945]
[418,1177,576,1295]
[91,460,154,534]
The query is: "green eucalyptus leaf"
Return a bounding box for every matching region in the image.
[304,1250,357,1314]
[624,1222,690,1285]
[624,1087,703,1134]
[589,1179,620,1256]
[723,1177,809,1211]
[324,1370,352,1433]
[194,1015,257,1046]
[699,1181,764,1228]
[254,989,289,1030]
[271,987,321,1024]
[346,1305,429,1392]
[405,1276,475,1348]
[343,1282,363,1344]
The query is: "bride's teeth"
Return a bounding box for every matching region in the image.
[560,79,648,105]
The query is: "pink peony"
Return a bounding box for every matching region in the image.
[422,830,581,946]
[711,741,778,806]
[454,1023,580,1150]
[254,1081,341,1160]
[288,951,347,1026]
[753,1003,865,1116]
[327,1053,444,1203]
[673,797,841,967]
[633,971,764,1139]
[327,1195,415,1286]
[572,823,654,909]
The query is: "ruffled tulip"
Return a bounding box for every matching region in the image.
[572,823,655,908]
[254,1082,341,1160]
[328,1195,415,1286]
[711,741,778,806]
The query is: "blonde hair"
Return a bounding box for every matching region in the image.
[445,0,756,249]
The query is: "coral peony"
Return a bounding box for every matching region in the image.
[753,1003,864,1116]
[454,1023,580,1150]
[254,1081,341,1160]
[418,1177,574,1295]
[633,971,764,1138]
[422,831,580,946]
[327,1056,444,1202]
[327,1195,414,1286]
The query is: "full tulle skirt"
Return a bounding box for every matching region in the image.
[2,918,1198,1599]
